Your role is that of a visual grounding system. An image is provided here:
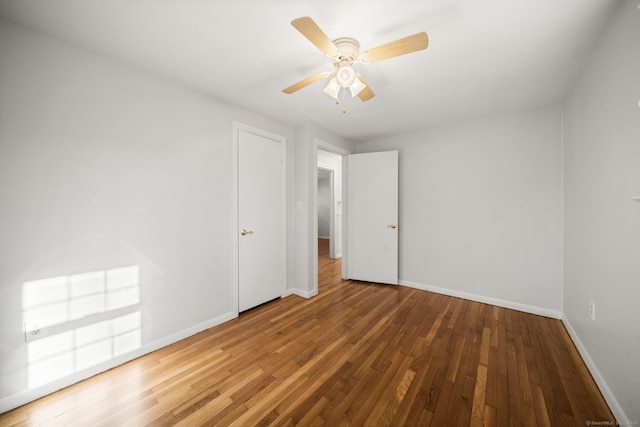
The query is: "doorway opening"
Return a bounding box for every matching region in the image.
[313,142,350,296]
[317,166,341,292]
[317,233,342,292]
[317,167,335,257]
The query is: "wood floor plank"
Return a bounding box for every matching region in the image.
[0,238,615,426]
[470,356,488,426]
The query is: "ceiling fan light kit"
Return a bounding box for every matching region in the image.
[347,76,366,97]
[336,61,356,87]
[323,77,341,100]
[283,17,429,108]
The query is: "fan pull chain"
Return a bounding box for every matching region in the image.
[336,95,347,114]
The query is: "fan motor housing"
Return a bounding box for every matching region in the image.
[333,37,360,63]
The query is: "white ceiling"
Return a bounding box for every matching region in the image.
[0,0,620,142]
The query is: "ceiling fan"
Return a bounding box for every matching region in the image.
[282,17,429,104]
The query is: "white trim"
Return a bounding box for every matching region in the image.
[561,317,627,424]
[283,288,318,299]
[399,279,563,319]
[341,153,348,280]
[232,124,240,315]
[318,235,330,239]
[232,122,287,315]
[0,311,236,414]
[329,169,335,259]
[559,106,565,314]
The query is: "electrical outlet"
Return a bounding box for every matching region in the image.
[589,302,596,321]
[25,322,45,342]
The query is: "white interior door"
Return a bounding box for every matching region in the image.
[347,151,398,284]
[237,127,284,312]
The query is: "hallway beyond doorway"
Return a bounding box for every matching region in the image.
[318,238,341,291]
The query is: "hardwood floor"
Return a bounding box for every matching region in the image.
[1,238,614,426]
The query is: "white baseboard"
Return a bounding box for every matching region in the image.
[282,288,296,297]
[561,317,627,425]
[318,235,329,240]
[283,287,317,299]
[399,279,563,319]
[0,311,237,414]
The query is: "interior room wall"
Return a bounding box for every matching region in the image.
[357,105,563,317]
[562,1,639,423]
[317,176,330,239]
[0,18,294,411]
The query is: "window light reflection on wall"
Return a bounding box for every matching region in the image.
[22,266,142,388]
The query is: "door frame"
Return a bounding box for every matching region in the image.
[312,140,351,296]
[232,121,287,316]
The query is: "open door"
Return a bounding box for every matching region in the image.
[346,151,398,284]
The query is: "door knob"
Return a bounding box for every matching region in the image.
[241,229,254,236]
[389,224,397,229]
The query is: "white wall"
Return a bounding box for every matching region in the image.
[0,18,294,410]
[562,1,640,423]
[317,176,330,238]
[358,106,563,316]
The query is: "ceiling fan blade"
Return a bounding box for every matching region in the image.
[291,17,338,57]
[355,74,375,102]
[361,32,429,63]
[282,71,332,94]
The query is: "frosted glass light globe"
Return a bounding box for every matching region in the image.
[336,63,356,87]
